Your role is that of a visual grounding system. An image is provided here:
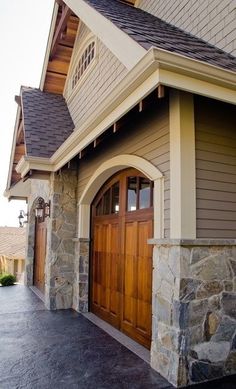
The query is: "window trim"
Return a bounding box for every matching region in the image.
[68,35,98,101]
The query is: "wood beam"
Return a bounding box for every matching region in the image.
[157,85,165,98]
[93,138,102,148]
[16,121,24,145]
[55,0,65,6]
[139,100,143,112]
[50,5,72,59]
[79,149,86,159]
[14,144,25,162]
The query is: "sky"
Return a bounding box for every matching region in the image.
[0,0,54,226]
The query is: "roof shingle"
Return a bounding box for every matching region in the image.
[22,88,74,158]
[85,0,236,72]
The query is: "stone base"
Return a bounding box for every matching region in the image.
[150,240,236,387]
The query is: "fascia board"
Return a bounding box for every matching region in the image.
[52,72,161,169]
[160,69,236,104]
[4,178,31,200]
[15,48,236,178]
[152,48,236,90]
[5,105,22,191]
[51,49,236,169]
[39,2,59,91]
[16,156,53,177]
[64,0,146,69]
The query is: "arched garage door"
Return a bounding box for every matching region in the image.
[91,168,153,348]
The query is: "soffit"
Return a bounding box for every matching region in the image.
[42,1,80,94]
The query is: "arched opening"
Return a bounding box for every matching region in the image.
[76,155,164,348]
[78,154,164,240]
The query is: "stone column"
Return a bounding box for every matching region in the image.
[73,238,89,312]
[45,164,78,310]
[150,239,236,387]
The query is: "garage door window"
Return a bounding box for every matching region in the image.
[96,182,120,216]
[127,176,153,211]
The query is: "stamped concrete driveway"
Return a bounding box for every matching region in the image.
[0,285,235,389]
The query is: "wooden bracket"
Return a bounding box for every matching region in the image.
[139,100,144,112]
[50,5,72,59]
[94,138,102,148]
[157,85,165,98]
[113,122,121,133]
[16,121,24,145]
[79,149,86,159]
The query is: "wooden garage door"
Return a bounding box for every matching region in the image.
[91,169,153,348]
[34,219,47,293]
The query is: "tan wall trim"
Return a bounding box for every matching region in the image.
[13,49,236,187]
[6,105,22,191]
[169,90,196,239]
[64,0,146,69]
[78,155,164,240]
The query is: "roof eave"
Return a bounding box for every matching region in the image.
[5,105,22,192]
[4,177,31,201]
[14,48,236,179]
[39,2,59,91]
[16,156,53,177]
[152,47,236,90]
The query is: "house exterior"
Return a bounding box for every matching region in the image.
[0,227,26,282]
[4,0,236,387]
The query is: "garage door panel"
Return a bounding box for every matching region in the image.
[137,220,152,303]
[91,169,153,349]
[136,300,151,335]
[92,220,120,321]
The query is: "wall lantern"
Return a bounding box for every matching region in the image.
[35,197,51,222]
[18,210,28,228]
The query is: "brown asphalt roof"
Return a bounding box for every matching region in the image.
[0,227,26,259]
[22,88,74,158]
[85,0,236,72]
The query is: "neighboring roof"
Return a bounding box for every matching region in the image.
[22,88,74,158]
[0,227,26,259]
[85,0,236,72]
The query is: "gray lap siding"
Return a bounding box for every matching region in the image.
[195,96,236,238]
[77,99,170,238]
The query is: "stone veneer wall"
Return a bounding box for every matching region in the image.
[45,163,78,310]
[150,239,236,387]
[73,238,89,312]
[25,179,50,286]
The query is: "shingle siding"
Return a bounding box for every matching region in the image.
[137,0,236,56]
[64,23,128,129]
[195,96,236,238]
